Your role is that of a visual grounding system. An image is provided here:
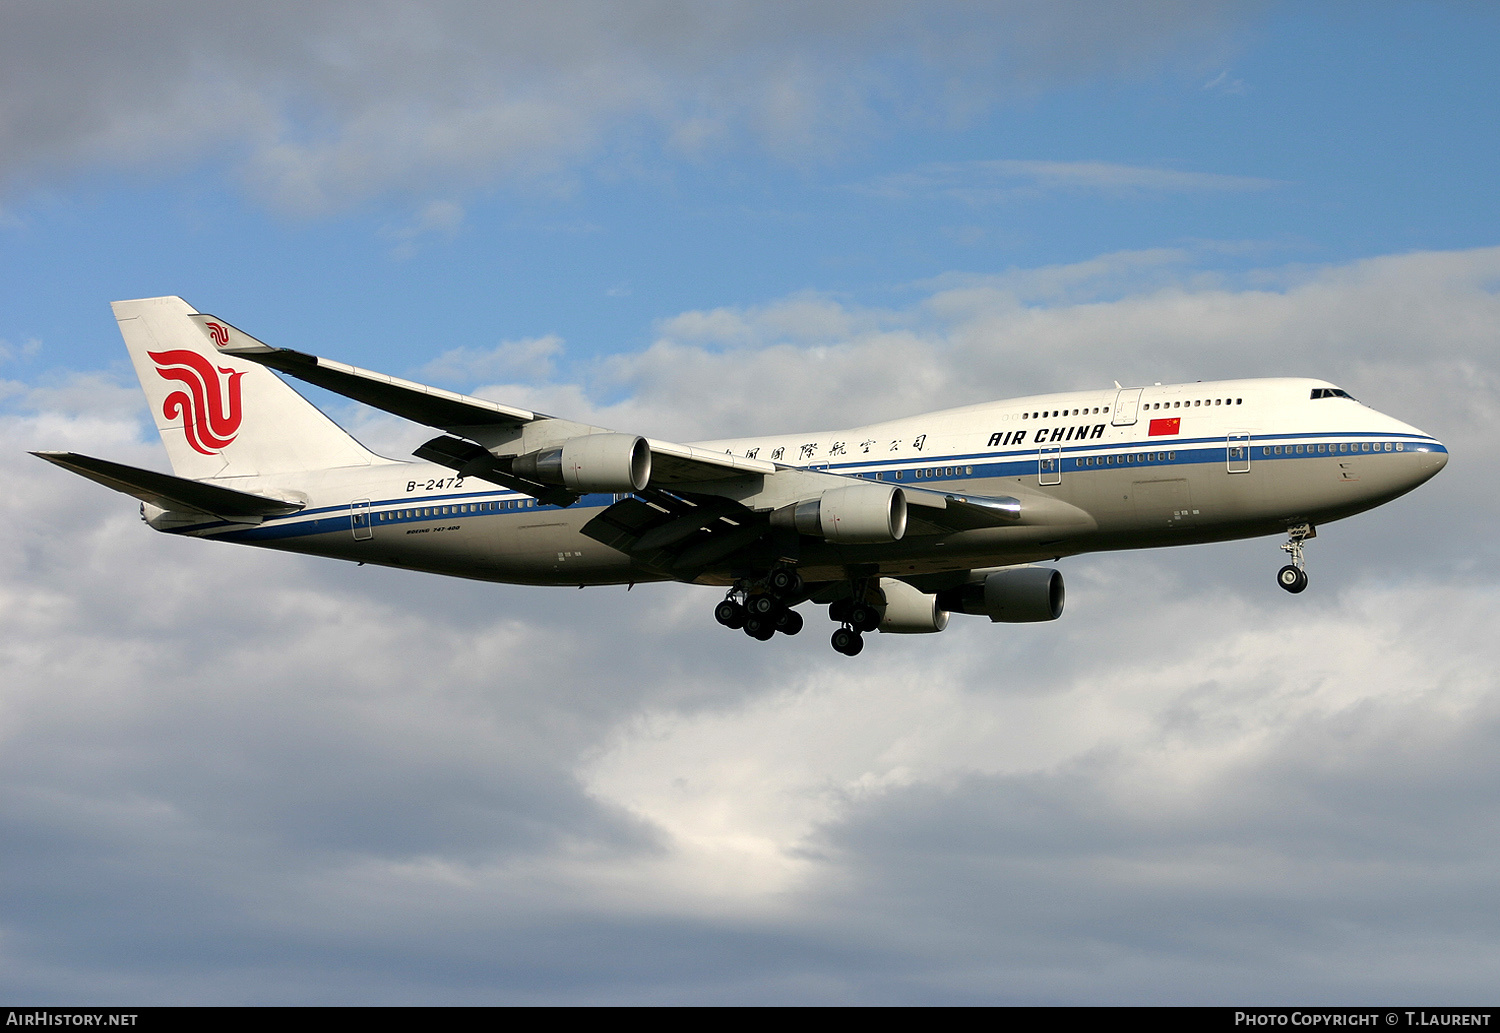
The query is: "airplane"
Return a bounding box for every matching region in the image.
[34,296,1448,656]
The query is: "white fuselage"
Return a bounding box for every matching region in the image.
[162,377,1445,587]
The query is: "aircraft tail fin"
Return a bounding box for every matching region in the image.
[113,296,381,479]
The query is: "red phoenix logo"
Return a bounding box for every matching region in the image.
[204,320,231,348]
[149,350,245,455]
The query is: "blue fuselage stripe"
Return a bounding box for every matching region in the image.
[189,431,1447,543]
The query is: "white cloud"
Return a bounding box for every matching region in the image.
[0,2,1254,212]
[382,199,465,259]
[4,245,1498,1001]
[862,159,1283,205]
[0,336,42,363]
[1203,69,1250,94]
[418,333,565,386]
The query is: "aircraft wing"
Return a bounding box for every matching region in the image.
[32,451,304,518]
[196,313,773,487]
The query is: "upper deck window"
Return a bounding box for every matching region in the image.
[1311,388,1356,400]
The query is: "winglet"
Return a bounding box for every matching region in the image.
[188,313,276,355]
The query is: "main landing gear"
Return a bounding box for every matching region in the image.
[715,568,805,642]
[1277,522,1316,594]
[828,596,880,656]
[713,572,884,657]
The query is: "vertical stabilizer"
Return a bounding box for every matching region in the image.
[114,296,380,479]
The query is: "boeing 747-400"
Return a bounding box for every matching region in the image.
[35,297,1448,656]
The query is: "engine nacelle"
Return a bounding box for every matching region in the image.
[771,484,907,544]
[938,566,1065,623]
[877,577,949,634]
[512,433,651,493]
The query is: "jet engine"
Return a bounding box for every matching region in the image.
[937,566,1064,623]
[511,433,652,493]
[877,577,949,634]
[770,484,908,544]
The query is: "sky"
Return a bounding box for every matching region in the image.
[2,0,1499,1005]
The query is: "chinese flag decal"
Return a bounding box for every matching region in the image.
[1148,417,1181,436]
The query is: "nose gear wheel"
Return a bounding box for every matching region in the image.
[1277,523,1316,593]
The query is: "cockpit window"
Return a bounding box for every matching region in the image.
[1311,387,1356,400]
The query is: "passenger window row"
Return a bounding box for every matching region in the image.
[1263,442,1402,456]
[1145,398,1241,410]
[1023,407,1106,419]
[1079,452,1175,466]
[1022,397,1247,420]
[914,466,974,479]
[378,499,533,521]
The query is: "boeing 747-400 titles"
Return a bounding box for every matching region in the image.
[35,296,1448,656]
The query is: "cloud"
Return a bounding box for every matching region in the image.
[0,337,42,364]
[0,2,1255,213]
[861,159,1284,204]
[1203,69,1249,94]
[382,199,465,259]
[5,245,1499,1001]
[418,333,565,386]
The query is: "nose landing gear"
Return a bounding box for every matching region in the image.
[1277,523,1315,594]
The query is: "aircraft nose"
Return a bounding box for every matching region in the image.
[1404,433,1448,487]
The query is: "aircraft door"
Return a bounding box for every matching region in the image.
[1112,388,1143,426]
[1227,433,1251,474]
[350,498,373,540]
[1038,447,1062,486]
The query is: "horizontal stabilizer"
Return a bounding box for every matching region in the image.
[32,451,304,518]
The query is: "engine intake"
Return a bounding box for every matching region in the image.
[771,484,908,544]
[512,433,652,493]
[938,566,1064,623]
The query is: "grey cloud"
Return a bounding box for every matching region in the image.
[813,623,1500,1001]
[1,1,1255,212]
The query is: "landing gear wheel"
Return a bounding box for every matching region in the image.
[715,599,746,628]
[831,627,864,656]
[829,599,852,624]
[1278,522,1315,595]
[775,608,804,635]
[768,568,803,596]
[748,594,777,617]
[744,615,776,640]
[848,603,880,633]
[1277,564,1308,594]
